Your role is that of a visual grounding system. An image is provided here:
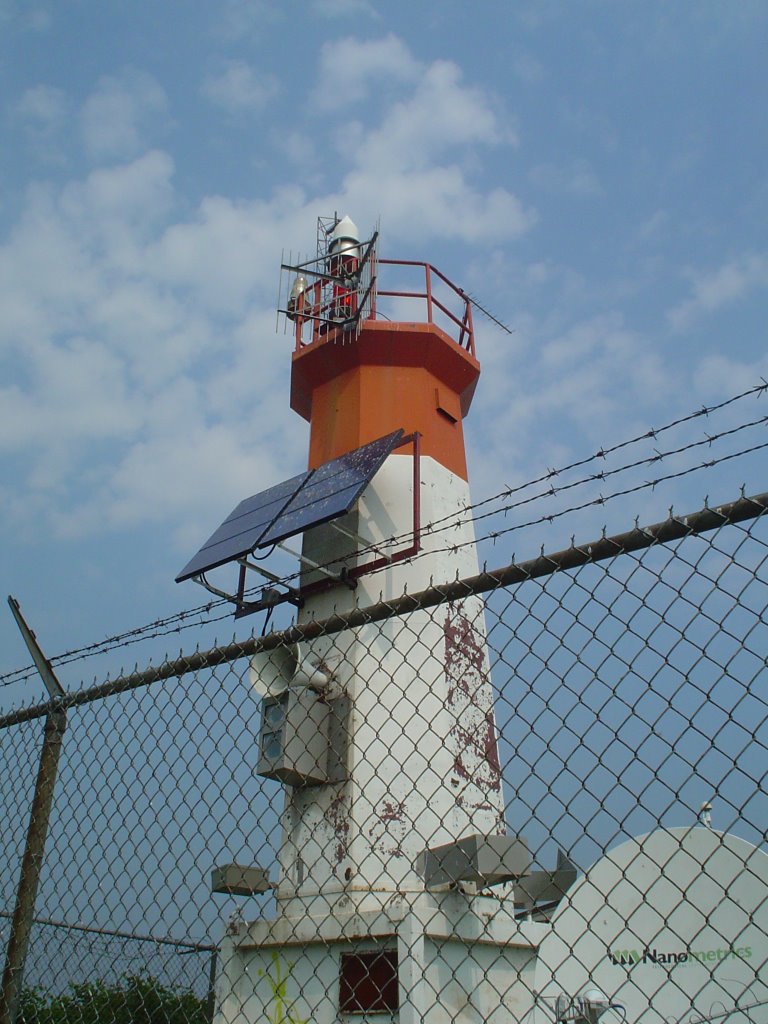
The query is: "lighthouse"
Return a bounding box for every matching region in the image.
[186,217,768,1021]
[209,218,543,1022]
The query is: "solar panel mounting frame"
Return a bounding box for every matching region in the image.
[233,431,422,619]
[176,430,418,618]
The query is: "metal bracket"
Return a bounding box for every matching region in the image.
[233,559,305,620]
[299,431,422,602]
[231,430,419,618]
[7,597,65,700]
[276,541,355,587]
[211,864,274,897]
[192,574,241,603]
[329,521,393,564]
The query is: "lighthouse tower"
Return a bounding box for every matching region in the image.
[216,219,543,1024]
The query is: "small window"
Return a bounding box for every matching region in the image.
[339,949,399,1013]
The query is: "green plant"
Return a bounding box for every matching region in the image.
[19,974,207,1024]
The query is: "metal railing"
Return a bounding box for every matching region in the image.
[374,259,476,354]
[292,257,476,355]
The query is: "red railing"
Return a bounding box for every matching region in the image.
[292,259,475,357]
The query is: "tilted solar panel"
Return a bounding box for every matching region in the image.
[260,429,404,546]
[175,471,309,582]
[175,429,404,583]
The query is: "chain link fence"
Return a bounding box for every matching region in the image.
[1,490,766,1023]
[0,914,215,1000]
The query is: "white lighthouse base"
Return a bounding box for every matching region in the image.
[217,893,546,1024]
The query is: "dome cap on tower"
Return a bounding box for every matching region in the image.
[328,215,360,259]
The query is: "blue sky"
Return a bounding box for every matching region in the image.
[1,0,767,696]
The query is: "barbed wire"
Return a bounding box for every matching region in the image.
[268,410,768,590]
[1,382,765,687]
[270,436,768,591]
[426,378,768,532]
[5,436,765,693]
[429,437,768,563]
[0,603,233,688]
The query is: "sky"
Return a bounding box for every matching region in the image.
[1,0,767,698]
[0,1,767,970]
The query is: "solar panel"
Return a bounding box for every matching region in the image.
[176,429,404,583]
[260,429,404,545]
[175,471,309,582]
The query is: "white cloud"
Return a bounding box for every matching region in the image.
[214,0,282,40]
[277,130,318,168]
[13,84,69,161]
[330,54,531,244]
[476,311,671,477]
[512,53,545,85]
[0,2,51,31]
[0,41,534,548]
[0,148,311,546]
[0,337,140,452]
[315,33,421,109]
[144,186,310,313]
[80,69,168,161]
[14,83,67,125]
[351,59,511,172]
[60,151,176,235]
[667,253,768,332]
[343,166,533,244]
[201,60,278,113]
[693,353,768,399]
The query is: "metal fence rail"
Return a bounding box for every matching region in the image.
[0,913,215,999]
[1,490,766,1023]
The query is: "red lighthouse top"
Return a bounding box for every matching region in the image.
[284,217,480,481]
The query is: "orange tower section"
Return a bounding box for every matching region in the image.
[289,243,480,480]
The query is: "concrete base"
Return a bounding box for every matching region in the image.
[216,894,546,1024]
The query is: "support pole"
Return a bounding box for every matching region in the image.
[205,948,218,1024]
[0,599,67,1024]
[0,710,66,1024]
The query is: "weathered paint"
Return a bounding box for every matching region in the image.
[272,456,507,920]
[219,241,533,1023]
[444,607,502,786]
[368,798,408,860]
[444,604,504,827]
[324,791,350,868]
[217,893,545,1024]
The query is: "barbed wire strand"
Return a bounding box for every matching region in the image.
[266,411,768,592]
[1,383,765,686]
[4,436,766,692]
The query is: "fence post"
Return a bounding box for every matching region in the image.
[1,598,68,1024]
[205,948,218,1024]
[0,708,67,1024]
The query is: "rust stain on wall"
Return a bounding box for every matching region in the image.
[444,605,502,799]
[324,791,350,868]
[379,799,406,822]
[367,798,407,859]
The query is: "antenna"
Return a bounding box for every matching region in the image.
[277,214,379,340]
[464,291,515,335]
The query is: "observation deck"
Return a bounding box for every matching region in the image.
[289,260,481,478]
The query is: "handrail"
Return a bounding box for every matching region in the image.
[292,258,475,357]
